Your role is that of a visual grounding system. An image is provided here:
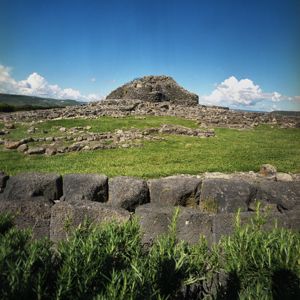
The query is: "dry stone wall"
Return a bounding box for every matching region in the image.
[1,98,299,129]
[0,170,299,244]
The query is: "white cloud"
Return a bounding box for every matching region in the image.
[199,76,300,111]
[0,65,102,102]
[91,77,96,83]
[200,76,281,107]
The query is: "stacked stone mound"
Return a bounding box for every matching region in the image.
[106,75,199,106]
[2,98,299,129]
[0,168,299,245]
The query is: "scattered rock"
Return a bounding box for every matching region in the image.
[17,143,28,152]
[62,173,108,202]
[27,147,45,155]
[20,137,34,144]
[109,176,149,211]
[27,127,35,134]
[259,164,277,178]
[4,123,15,129]
[45,147,57,156]
[0,130,8,135]
[4,140,22,149]
[276,172,293,182]
[45,136,54,142]
[1,172,62,203]
[59,127,66,132]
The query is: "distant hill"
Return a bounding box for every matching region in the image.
[270,110,300,117]
[0,93,83,112]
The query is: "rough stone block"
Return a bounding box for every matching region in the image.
[200,178,254,213]
[135,204,213,245]
[62,173,108,202]
[50,201,130,243]
[108,176,149,211]
[213,210,300,243]
[135,203,173,246]
[148,175,201,207]
[176,208,214,245]
[1,172,62,202]
[254,181,300,210]
[0,200,51,239]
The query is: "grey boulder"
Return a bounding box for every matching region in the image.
[1,172,62,203]
[199,178,255,213]
[135,204,214,246]
[109,176,149,211]
[62,173,108,202]
[254,181,300,211]
[213,210,300,243]
[148,175,201,207]
[0,200,51,239]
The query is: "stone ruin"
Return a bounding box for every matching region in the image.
[0,75,299,129]
[1,98,299,130]
[0,166,299,245]
[1,122,215,156]
[106,75,199,105]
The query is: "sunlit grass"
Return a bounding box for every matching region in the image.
[1,116,299,177]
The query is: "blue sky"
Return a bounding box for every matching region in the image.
[0,0,299,111]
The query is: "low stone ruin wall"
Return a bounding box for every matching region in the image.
[0,170,299,245]
[1,98,300,129]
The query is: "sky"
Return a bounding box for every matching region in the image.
[0,0,299,111]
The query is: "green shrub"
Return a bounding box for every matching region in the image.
[217,207,300,299]
[55,218,143,299]
[0,226,54,299]
[0,209,299,299]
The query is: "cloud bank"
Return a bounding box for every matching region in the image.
[199,76,299,111]
[0,65,101,102]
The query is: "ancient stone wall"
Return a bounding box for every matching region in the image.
[1,99,299,129]
[0,170,299,245]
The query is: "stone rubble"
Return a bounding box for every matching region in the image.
[1,98,299,129]
[1,123,215,156]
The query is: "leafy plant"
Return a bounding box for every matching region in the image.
[0,209,299,299]
[0,226,54,299]
[217,207,300,299]
[55,218,143,299]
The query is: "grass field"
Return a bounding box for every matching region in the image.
[1,116,299,177]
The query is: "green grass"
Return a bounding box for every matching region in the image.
[1,116,299,177]
[0,209,299,299]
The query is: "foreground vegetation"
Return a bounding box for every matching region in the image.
[1,116,300,177]
[0,209,299,299]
